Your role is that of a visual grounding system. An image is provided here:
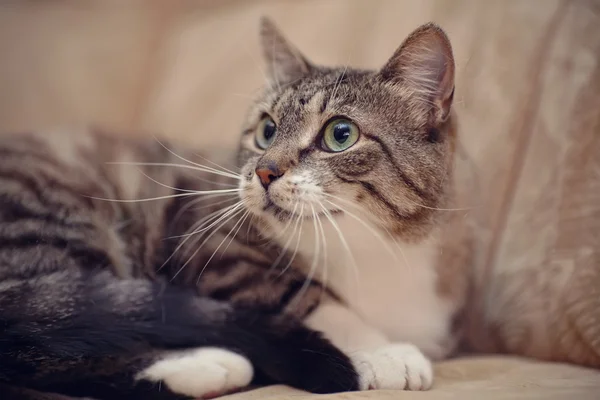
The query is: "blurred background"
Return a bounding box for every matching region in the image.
[0,0,599,362]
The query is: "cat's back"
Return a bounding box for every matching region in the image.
[0,127,192,203]
[0,128,185,280]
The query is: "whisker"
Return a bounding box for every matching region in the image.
[263,29,282,91]
[189,196,239,212]
[182,200,244,237]
[403,196,474,212]
[220,210,251,258]
[288,203,321,309]
[150,135,242,178]
[328,66,348,108]
[318,201,361,293]
[314,200,329,302]
[168,201,244,240]
[328,191,413,272]
[277,202,299,237]
[106,161,240,180]
[135,168,208,194]
[381,225,413,273]
[86,192,207,203]
[324,195,399,263]
[171,206,245,282]
[171,194,238,228]
[325,194,413,273]
[277,204,305,278]
[269,202,300,272]
[163,203,242,272]
[158,202,243,271]
[324,193,414,269]
[191,175,239,188]
[245,213,256,244]
[192,153,241,177]
[190,207,246,284]
[261,201,298,248]
[196,210,250,283]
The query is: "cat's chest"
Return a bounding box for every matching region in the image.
[295,215,453,355]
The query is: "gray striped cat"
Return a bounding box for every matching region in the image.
[1,19,461,400]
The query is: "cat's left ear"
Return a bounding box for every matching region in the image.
[379,23,455,125]
[259,17,312,85]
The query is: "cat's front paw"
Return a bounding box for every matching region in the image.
[351,343,433,391]
[137,347,253,399]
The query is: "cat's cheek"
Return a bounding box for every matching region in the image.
[327,146,381,177]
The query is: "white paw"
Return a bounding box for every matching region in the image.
[351,343,433,391]
[137,347,253,398]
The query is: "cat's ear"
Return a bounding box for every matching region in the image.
[259,17,312,85]
[380,23,455,124]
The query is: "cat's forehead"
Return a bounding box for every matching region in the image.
[262,68,373,118]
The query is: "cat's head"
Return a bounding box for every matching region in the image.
[238,18,456,242]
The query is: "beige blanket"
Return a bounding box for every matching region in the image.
[1,0,599,398]
[224,356,600,400]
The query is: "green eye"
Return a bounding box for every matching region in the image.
[255,115,277,149]
[322,118,360,152]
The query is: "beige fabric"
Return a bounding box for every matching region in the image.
[1,0,599,398]
[224,356,600,400]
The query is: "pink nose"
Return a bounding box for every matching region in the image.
[255,167,282,189]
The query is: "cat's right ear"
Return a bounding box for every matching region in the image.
[259,17,312,86]
[379,23,455,125]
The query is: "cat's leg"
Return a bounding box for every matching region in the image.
[305,301,433,391]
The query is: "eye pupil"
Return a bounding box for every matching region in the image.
[264,121,276,140]
[256,116,277,150]
[333,124,351,143]
[321,118,359,152]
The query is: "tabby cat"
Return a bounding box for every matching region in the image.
[2,16,597,400]
[0,18,463,399]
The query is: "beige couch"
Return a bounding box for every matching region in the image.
[1,0,599,398]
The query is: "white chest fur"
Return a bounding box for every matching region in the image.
[293,214,453,359]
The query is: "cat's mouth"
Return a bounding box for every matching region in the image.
[262,196,342,221]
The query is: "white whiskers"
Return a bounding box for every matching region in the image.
[318,201,361,293]
[276,204,305,278]
[192,153,241,178]
[286,203,321,310]
[268,202,299,272]
[159,201,244,273]
[220,210,251,258]
[171,205,246,282]
[194,209,251,283]
[328,66,348,108]
[86,191,225,203]
[151,135,242,179]
[314,201,328,298]
[105,161,240,180]
[324,193,402,264]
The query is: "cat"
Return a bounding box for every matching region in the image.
[1,18,458,400]
[3,15,597,400]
